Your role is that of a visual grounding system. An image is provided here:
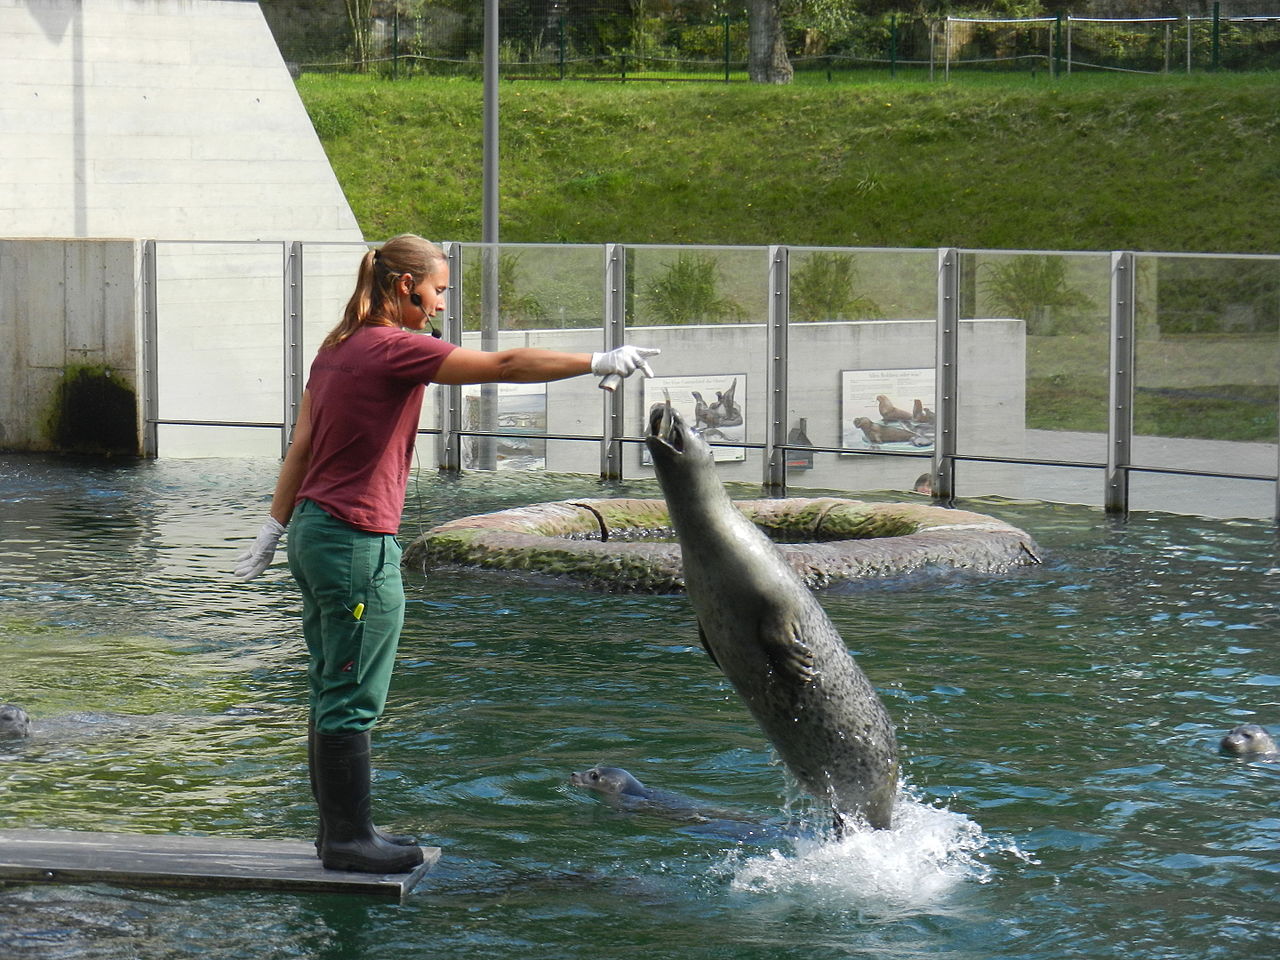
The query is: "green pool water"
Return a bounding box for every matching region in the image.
[0,454,1275,959]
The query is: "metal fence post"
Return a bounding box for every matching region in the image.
[438,241,464,473]
[284,241,304,457]
[945,17,951,80]
[1212,1,1221,70]
[1055,13,1064,77]
[723,16,730,82]
[890,14,898,78]
[933,247,959,503]
[141,239,159,458]
[601,243,626,480]
[765,245,789,495]
[1106,251,1135,517]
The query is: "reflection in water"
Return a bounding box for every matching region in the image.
[0,453,1277,960]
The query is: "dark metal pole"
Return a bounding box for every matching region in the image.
[890,15,897,79]
[479,0,500,470]
[1212,1,1221,70]
[1105,251,1135,517]
[483,0,499,245]
[724,16,730,83]
[933,248,959,504]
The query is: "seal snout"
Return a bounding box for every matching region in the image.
[645,401,687,455]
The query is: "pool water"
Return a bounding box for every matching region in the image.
[1,454,1276,959]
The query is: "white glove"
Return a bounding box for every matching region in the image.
[591,345,659,380]
[234,517,287,581]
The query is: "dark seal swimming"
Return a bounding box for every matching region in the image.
[570,765,654,800]
[645,402,900,830]
[570,764,784,841]
[0,704,31,739]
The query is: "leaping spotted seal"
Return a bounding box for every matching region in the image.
[1220,723,1280,761]
[646,402,900,830]
[0,704,30,739]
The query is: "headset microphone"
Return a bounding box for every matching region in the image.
[409,292,442,339]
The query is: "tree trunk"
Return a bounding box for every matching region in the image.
[748,0,793,84]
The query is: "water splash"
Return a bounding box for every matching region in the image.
[722,794,1029,916]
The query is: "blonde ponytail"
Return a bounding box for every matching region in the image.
[319,234,447,350]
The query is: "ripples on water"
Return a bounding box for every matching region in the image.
[0,453,1276,959]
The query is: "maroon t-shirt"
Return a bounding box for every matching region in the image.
[296,325,457,534]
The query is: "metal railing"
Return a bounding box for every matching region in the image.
[262,7,1280,80]
[140,240,1280,521]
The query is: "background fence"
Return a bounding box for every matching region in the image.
[259,3,1280,80]
[142,240,1280,520]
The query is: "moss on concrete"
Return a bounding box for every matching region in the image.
[46,365,138,456]
[404,497,1040,593]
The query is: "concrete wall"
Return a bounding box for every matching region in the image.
[0,0,362,242]
[0,238,141,451]
[0,0,367,452]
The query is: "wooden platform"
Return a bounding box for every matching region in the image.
[0,829,440,898]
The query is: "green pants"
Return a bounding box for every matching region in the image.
[287,498,405,735]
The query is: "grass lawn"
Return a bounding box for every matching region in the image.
[297,70,1280,254]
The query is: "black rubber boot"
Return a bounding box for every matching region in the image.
[309,719,416,854]
[313,730,424,874]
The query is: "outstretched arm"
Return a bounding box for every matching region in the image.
[433,348,591,385]
[433,345,659,386]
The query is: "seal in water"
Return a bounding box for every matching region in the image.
[645,402,900,830]
[570,764,779,840]
[1220,723,1280,760]
[571,765,654,800]
[0,704,30,739]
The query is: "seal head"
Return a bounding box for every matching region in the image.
[570,765,652,799]
[1220,723,1280,759]
[0,704,31,739]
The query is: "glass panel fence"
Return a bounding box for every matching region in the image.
[624,244,770,484]
[456,243,608,472]
[154,241,284,457]
[132,240,1276,519]
[958,249,1113,501]
[787,450,932,501]
[1129,471,1273,520]
[300,240,369,369]
[1131,254,1279,488]
[785,246,937,496]
[957,460,1105,508]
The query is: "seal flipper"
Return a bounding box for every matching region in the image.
[758,615,817,684]
[696,621,722,672]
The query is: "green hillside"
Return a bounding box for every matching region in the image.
[298,72,1280,254]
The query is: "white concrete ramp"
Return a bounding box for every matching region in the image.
[0,0,363,242]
